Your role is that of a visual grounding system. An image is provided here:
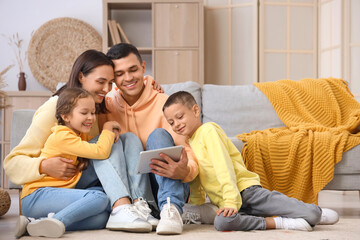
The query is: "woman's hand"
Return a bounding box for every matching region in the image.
[216,207,238,217]
[151,79,164,93]
[103,121,121,142]
[40,157,77,180]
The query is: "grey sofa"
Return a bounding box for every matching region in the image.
[8,81,360,191]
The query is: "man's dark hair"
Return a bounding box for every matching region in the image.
[162,91,197,112]
[106,43,143,63]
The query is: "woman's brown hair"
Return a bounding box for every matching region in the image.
[54,49,114,114]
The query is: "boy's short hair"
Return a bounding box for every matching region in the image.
[162,91,197,111]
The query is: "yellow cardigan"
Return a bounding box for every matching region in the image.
[4,96,100,185]
[238,78,360,204]
[21,126,115,199]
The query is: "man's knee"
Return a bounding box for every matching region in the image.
[146,128,174,149]
[121,132,141,144]
[148,128,172,139]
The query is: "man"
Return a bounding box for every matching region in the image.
[101,43,216,235]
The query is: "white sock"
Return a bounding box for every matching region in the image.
[273,217,283,229]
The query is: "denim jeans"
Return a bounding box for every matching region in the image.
[90,132,157,210]
[21,185,111,230]
[21,132,157,231]
[146,128,189,214]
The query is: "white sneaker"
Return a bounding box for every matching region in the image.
[275,217,312,231]
[14,215,29,238]
[182,203,218,224]
[106,204,152,232]
[156,197,183,235]
[319,208,339,225]
[134,197,159,230]
[26,213,65,238]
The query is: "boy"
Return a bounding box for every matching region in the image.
[162,91,339,231]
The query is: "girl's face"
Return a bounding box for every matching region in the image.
[79,65,115,104]
[61,96,96,135]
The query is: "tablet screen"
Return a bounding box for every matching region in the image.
[136,145,183,174]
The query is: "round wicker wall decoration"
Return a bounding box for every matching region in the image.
[28,17,102,91]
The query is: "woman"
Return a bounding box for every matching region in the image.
[4,50,158,238]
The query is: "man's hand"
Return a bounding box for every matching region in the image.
[40,157,77,180]
[150,148,189,180]
[216,207,238,217]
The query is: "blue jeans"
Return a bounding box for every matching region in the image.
[90,132,157,210]
[22,185,110,230]
[21,132,156,230]
[146,128,189,214]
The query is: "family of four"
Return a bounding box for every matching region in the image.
[4,43,339,238]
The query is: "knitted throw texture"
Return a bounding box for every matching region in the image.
[237,78,360,204]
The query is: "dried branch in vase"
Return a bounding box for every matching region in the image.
[0,64,13,109]
[1,33,27,72]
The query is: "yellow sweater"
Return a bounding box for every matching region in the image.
[21,126,115,199]
[189,122,260,210]
[238,78,360,204]
[4,96,100,185]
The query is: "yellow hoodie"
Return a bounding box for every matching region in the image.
[101,76,198,182]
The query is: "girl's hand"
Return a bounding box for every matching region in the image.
[40,157,76,180]
[216,207,238,217]
[103,121,121,142]
[152,79,164,93]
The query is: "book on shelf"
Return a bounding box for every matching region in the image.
[116,22,130,44]
[111,20,121,44]
[107,20,121,45]
[108,20,131,45]
[107,20,117,45]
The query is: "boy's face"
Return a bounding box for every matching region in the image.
[112,53,146,106]
[163,103,201,138]
[62,96,96,135]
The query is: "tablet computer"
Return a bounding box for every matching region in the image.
[136,145,183,174]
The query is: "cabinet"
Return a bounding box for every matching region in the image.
[102,0,204,85]
[0,91,52,189]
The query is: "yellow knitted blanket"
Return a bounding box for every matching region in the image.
[237,78,360,204]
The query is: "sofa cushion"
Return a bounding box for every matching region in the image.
[202,84,285,137]
[162,81,202,121]
[162,81,202,107]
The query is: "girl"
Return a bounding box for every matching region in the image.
[19,87,120,237]
[6,50,159,238]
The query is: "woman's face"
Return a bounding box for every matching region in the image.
[79,65,115,104]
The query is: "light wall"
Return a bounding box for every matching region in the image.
[0,0,359,94]
[0,0,102,91]
[204,0,360,96]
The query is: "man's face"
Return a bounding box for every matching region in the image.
[112,53,146,105]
